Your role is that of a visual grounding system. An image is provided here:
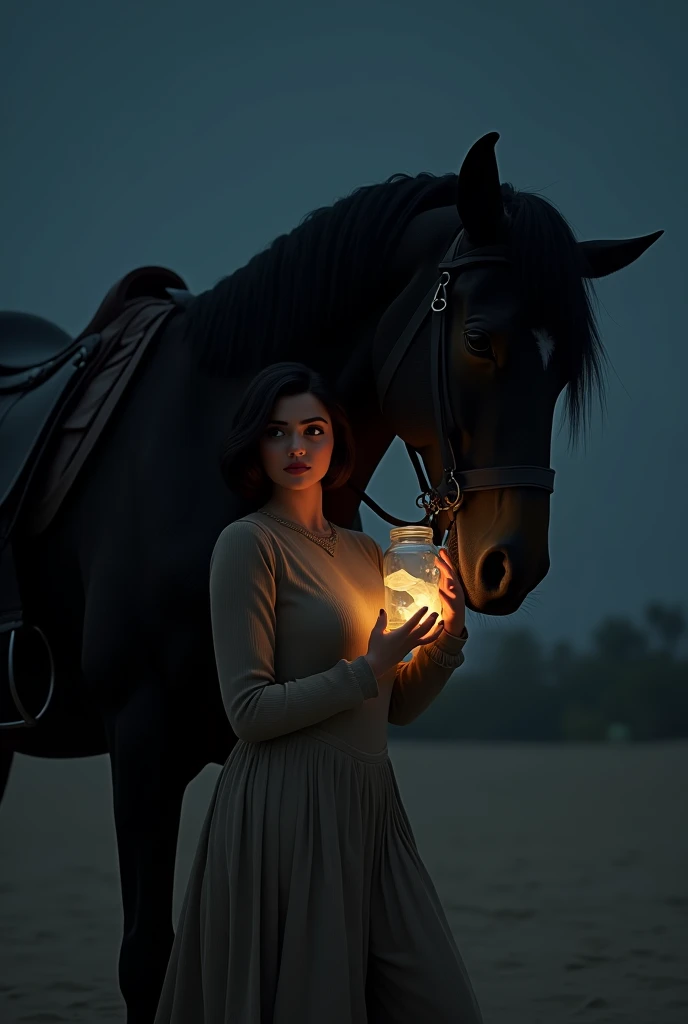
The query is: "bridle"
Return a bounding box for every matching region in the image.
[348,229,556,543]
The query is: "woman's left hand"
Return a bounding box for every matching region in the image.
[434,548,466,637]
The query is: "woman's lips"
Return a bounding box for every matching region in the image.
[284,466,310,474]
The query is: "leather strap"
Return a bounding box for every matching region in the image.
[375,277,440,411]
[439,244,511,271]
[347,483,428,528]
[353,228,556,531]
[458,465,555,492]
[429,288,457,500]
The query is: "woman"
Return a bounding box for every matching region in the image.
[154,362,482,1024]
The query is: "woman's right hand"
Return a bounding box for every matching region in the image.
[363,607,444,680]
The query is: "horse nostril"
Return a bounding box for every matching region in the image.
[480,549,508,592]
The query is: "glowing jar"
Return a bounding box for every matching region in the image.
[383,526,441,630]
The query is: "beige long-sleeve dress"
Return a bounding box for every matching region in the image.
[154,511,483,1024]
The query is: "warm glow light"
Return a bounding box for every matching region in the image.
[384,567,442,630]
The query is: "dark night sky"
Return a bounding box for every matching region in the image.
[2,0,686,650]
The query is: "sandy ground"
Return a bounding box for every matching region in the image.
[1,741,686,1024]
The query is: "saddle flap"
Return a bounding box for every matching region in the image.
[0,348,94,517]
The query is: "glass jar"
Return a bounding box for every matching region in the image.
[383,525,441,630]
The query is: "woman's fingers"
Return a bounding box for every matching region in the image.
[436,548,458,571]
[409,612,440,640]
[399,606,430,633]
[436,553,464,606]
[415,621,445,646]
[435,550,459,583]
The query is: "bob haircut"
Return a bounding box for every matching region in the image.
[219,362,356,504]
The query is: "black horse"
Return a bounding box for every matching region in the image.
[1,133,661,1023]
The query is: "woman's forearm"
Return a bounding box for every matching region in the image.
[387,627,468,726]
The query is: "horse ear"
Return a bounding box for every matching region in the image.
[578,230,663,279]
[456,132,504,245]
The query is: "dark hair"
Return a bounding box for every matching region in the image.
[188,171,603,446]
[219,362,356,503]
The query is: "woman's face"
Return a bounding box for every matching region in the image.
[259,391,335,493]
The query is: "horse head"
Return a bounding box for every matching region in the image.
[374,132,662,615]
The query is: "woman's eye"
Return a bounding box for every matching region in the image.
[464,330,493,358]
[264,426,324,438]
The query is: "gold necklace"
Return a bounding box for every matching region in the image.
[257,510,338,557]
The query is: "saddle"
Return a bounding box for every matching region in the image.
[0,266,190,727]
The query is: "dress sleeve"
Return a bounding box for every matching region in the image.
[209,521,379,743]
[371,539,468,727]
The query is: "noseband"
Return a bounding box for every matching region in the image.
[349,230,555,542]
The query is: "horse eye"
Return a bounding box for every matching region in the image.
[464,330,493,357]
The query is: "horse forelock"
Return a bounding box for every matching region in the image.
[533,328,555,369]
[500,184,607,441]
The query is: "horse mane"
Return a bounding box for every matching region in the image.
[185,172,604,442]
[186,172,456,374]
[500,182,606,440]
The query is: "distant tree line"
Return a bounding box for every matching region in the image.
[391,602,688,742]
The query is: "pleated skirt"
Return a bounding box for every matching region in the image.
[154,726,482,1024]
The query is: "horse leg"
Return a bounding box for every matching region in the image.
[104,683,201,1024]
[0,745,13,803]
